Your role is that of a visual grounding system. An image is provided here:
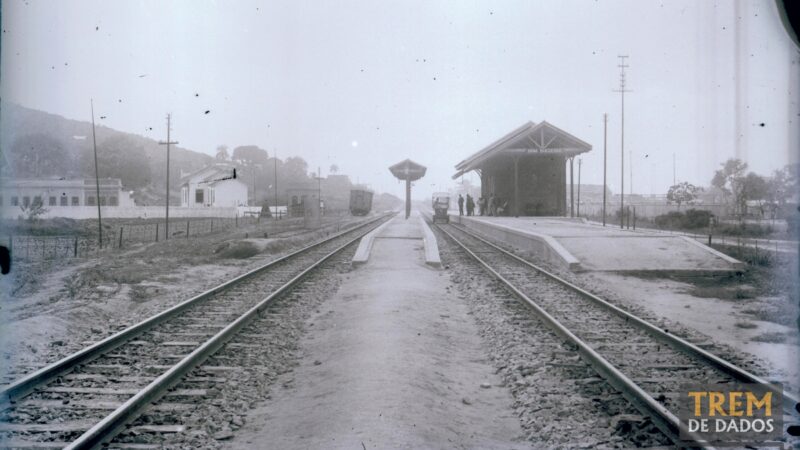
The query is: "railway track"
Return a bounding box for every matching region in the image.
[436,222,798,448]
[0,214,391,449]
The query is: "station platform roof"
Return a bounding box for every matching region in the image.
[452,121,591,179]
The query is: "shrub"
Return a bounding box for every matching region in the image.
[683,209,713,229]
[654,211,685,229]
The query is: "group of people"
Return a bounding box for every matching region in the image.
[457,194,475,216]
[458,193,507,217]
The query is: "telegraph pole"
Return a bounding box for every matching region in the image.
[603,113,608,226]
[90,100,103,247]
[577,158,582,217]
[673,152,676,185]
[613,55,631,229]
[158,114,179,240]
[274,149,279,220]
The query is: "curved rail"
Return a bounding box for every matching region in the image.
[438,222,798,447]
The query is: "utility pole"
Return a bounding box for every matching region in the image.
[613,55,631,229]
[158,114,179,240]
[317,166,322,216]
[90,100,103,247]
[629,150,633,196]
[577,158,582,217]
[274,149,279,220]
[603,113,608,226]
[673,152,676,185]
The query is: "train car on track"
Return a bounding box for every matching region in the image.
[349,189,374,216]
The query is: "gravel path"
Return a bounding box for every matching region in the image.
[229,218,528,449]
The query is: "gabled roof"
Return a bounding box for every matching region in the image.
[180,164,239,186]
[453,121,591,179]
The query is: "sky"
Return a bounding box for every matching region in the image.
[1,0,798,201]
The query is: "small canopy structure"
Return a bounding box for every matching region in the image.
[452,121,592,217]
[389,159,427,219]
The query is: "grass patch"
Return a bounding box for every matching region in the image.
[750,332,787,344]
[734,320,758,329]
[214,241,259,259]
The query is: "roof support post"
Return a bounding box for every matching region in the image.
[569,156,575,218]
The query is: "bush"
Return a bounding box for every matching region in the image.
[683,209,713,229]
[654,211,685,229]
[653,209,713,230]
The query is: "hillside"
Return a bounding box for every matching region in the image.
[0,102,213,204]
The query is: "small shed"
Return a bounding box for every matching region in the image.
[180,164,248,208]
[453,121,591,217]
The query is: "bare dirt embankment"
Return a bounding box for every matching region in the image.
[0,216,365,384]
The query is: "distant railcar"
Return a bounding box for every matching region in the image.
[349,189,374,216]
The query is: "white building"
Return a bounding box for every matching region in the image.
[0,178,135,210]
[180,164,248,208]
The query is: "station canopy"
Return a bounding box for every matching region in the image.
[452,121,591,179]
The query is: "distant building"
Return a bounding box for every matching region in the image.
[0,178,135,210]
[179,164,248,208]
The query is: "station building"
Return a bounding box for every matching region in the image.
[452,121,591,217]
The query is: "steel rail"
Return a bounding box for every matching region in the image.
[437,223,714,448]
[65,214,386,449]
[0,214,389,406]
[447,223,798,413]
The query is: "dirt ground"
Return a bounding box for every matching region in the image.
[0,216,363,385]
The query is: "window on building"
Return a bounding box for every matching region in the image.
[60,196,68,206]
[99,196,107,206]
[87,196,96,206]
[33,196,42,206]
[23,196,30,207]
[49,196,57,206]
[195,189,204,204]
[11,196,19,206]
[109,196,118,206]
[72,196,79,206]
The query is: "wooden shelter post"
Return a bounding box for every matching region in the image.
[569,156,575,217]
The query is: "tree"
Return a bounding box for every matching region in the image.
[329,164,339,174]
[766,164,798,206]
[666,182,703,208]
[215,145,230,161]
[20,196,47,222]
[82,135,151,189]
[231,145,269,166]
[9,133,71,177]
[284,156,310,181]
[712,159,748,215]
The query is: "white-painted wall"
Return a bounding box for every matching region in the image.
[0,205,262,220]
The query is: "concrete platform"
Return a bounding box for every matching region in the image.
[353,212,441,267]
[455,216,743,274]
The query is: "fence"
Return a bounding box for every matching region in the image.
[6,211,296,262]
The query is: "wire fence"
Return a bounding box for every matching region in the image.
[5,212,303,262]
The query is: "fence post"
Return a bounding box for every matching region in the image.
[708,234,712,246]
[186,220,190,238]
[74,236,78,257]
[118,227,124,248]
[155,223,159,242]
[236,214,238,228]
[633,206,636,230]
[211,220,214,233]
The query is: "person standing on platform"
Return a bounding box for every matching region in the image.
[457,194,464,216]
[478,196,484,216]
[488,193,496,216]
[466,194,475,216]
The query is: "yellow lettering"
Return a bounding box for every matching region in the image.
[688,391,707,416]
[729,392,743,416]
[708,392,726,416]
[746,391,772,417]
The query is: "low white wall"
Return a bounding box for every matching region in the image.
[0,205,262,220]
